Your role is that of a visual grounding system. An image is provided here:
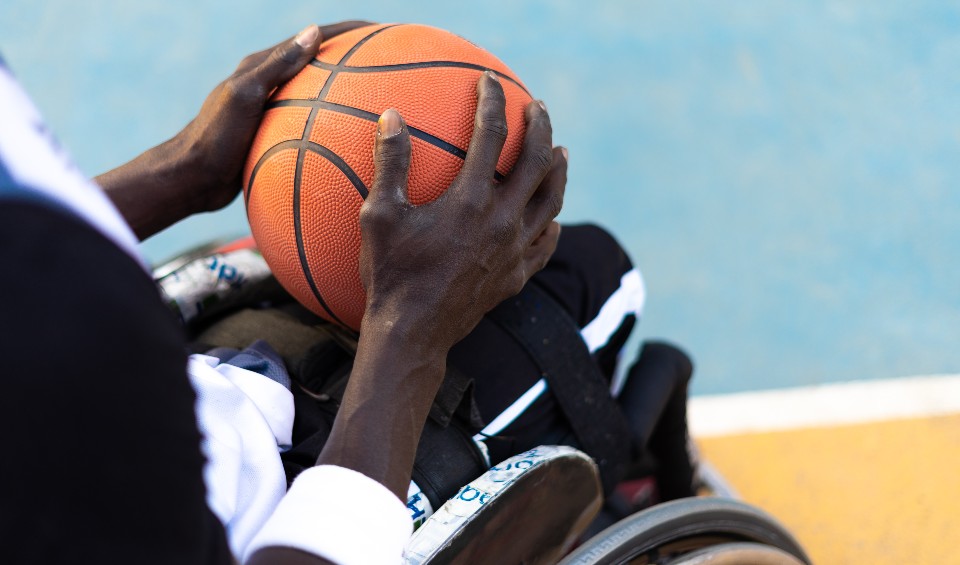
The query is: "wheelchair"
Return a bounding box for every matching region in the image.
[403,445,810,564]
[156,240,812,565]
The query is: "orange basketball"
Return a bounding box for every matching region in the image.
[243,24,533,331]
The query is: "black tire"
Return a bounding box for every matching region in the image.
[557,498,811,565]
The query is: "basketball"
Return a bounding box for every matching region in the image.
[243,23,533,331]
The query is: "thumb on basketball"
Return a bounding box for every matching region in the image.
[370,108,412,206]
[250,24,323,88]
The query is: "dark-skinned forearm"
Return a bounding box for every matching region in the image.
[316,310,448,500]
[95,135,208,240]
[243,311,443,565]
[95,23,374,241]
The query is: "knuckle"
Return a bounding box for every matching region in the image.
[374,138,406,164]
[461,195,484,216]
[223,77,263,105]
[238,53,259,70]
[527,145,554,176]
[273,44,301,66]
[373,153,409,182]
[476,114,509,142]
[358,201,390,230]
[491,217,521,248]
[547,190,564,218]
[450,192,485,222]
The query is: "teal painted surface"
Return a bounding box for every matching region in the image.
[3,1,959,394]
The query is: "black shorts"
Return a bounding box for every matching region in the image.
[451,223,638,464]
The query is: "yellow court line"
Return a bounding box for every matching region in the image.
[691,377,960,565]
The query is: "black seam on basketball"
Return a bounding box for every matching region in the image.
[290,106,349,327]
[251,27,401,330]
[244,139,302,207]
[292,146,349,328]
[302,141,369,199]
[264,100,507,181]
[247,134,368,200]
[308,59,530,97]
[316,24,400,101]
[337,24,399,66]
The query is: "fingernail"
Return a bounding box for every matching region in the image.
[377,108,403,138]
[560,147,569,161]
[485,70,500,83]
[538,100,548,112]
[295,24,319,48]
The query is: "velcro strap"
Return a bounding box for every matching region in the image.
[411,418,488,510]
[485,284,633,494]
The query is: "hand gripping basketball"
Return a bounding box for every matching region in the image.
[97,21,371,239]
[178,21,370,214]
[359,71,567,351]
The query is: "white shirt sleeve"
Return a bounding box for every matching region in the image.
[245,465,412,565]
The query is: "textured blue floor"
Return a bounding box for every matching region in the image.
[3,1,959,394]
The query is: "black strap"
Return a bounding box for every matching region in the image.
[410,417,489,510]
[283,327,487,503]
[485,284,633,494]
[429,365,484,430]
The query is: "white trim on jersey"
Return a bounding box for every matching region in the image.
[473,378,548,441]
[0,65,143,267]
[581,268,646,353]
[475,267,646,439]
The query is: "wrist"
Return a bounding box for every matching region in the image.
[319,312,448,497]
[158,133,214,214]
[97,133,211,240]
[361,291,464,354]
[356,307,449,381]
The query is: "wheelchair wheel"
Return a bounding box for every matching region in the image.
[557,497,811,565]
[665,542,806,564]
[405,446,603,565]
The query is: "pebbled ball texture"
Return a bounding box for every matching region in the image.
[244,24,533,331]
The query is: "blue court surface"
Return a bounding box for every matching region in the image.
[3,1,959,396]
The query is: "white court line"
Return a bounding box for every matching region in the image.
[689,374,960,438]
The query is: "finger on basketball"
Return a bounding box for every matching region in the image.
[457,71,508,189]
[244,24,533,331]
[506,100,554,203]
[524,221,562,274]
[523,146,566,240]
[235,27,308,75]
[237,21,371,77]
[249,25,323,88]
[319,20,376,41]
[370,108,412,206]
